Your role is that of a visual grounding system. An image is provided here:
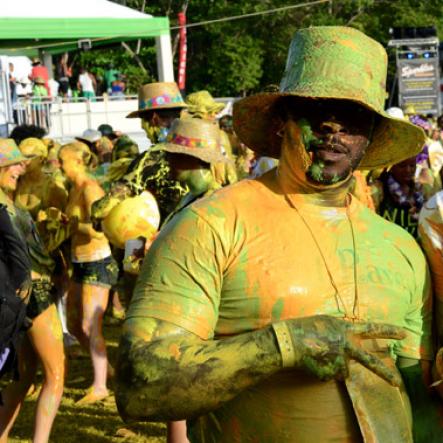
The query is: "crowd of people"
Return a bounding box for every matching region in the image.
[9,56,127,104]
[0,25,443,443]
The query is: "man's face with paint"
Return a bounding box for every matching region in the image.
[285,100,375,185]
[141,109,181,143]
[166,153,213,196]
[0,162,26,193]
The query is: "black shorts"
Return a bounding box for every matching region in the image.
[59,79,70,94]
[28,278,55,319]
[72,256,118,289]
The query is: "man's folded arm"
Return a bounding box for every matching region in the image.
[115,316,282,422]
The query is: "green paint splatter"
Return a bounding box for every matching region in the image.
[297,119,320,151]
[308,161,325,182]
[330,173,340,184]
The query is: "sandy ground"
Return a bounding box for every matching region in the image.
[7,322,166,442]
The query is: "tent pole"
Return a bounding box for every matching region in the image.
[155,33,174,82]
[41,51,54,79]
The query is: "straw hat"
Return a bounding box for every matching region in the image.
[0,139,28,167]
[126,82,187,118]
[156,118,227,164]
[185,90,225,117]
[19,138,48,158]
[233,26,425,170]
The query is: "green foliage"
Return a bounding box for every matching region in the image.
[101,0,443,97]
[207,34,264,96]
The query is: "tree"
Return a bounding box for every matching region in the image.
[95,0,443,97]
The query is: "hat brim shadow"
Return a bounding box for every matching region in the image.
[155,143,228,165]
[233,93,425,169]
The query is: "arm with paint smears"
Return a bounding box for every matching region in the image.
[116,315,406,422]
[116,316,280,421]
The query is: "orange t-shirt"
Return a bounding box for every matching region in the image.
[129,173,432,442]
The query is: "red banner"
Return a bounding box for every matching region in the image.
[178,12,187,91]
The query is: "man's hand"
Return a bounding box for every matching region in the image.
[283,315,406,386]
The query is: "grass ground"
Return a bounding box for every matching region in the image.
[7,322,166,443]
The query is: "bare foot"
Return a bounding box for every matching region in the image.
[76,386,109,405]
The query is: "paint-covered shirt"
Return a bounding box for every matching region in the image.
[129,176,432,442]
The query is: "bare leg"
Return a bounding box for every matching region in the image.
[67,281,88,349]
[28,305,65,443]
[111,291,125,320]
[167,421,189,443]
[75,283,110,404]
[0,338,37,443]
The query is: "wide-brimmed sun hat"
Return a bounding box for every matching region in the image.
[19,137,48,158]
[156,118,227,164]
[126,82,187,118]
[233,26,425,170]
[185,90,225,117]
[0,139,29,167]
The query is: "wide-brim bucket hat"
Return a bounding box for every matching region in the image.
[155,118,227,164]
[0,138,29,167]
[127,82,187,118]
[233,26,425,170]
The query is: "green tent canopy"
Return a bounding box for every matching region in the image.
[0,0,170,56]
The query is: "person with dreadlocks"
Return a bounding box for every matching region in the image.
[91,84,187,310]
[92,82,187,226]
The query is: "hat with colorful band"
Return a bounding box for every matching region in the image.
[156,118,227,164]
[233,26,425,169]
[0,138,28,167]
[126,82,187,118]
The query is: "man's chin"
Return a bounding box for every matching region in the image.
[306,166,351,186]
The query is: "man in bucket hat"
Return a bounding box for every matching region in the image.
[116,27,439,442]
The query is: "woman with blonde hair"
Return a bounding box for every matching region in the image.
[60,142,117,404]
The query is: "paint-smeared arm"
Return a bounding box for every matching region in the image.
[116,314,405,422]
[116,316,280,421]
